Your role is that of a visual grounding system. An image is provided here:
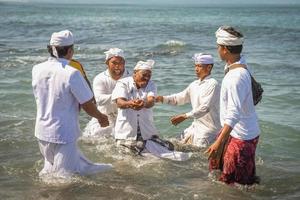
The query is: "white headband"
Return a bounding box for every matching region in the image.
[104,48,124,61]
[192,53,214,65]
[215,27,244,46]
[134,60,155,71]
[50,30,74,46]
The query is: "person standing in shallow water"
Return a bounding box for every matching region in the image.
[205,26,260,185]
[156,53,221,148]
[83,48,129,138]
[32,30,112,177]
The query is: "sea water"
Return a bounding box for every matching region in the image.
[0,2,299,199]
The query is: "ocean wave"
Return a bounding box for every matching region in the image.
[163,40,186,47]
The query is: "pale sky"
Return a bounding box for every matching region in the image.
[2,0,300,5]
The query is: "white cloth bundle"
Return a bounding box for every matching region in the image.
[144,140,192,161]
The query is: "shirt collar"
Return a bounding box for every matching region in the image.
[224,55,247,72]
[48,57,69,67]
[196,75,211,85]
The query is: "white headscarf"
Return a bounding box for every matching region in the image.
[192,53,214,65]
[215,26,244,46]
[50,30,74,46]
[49,30,74,58]
[104,48,124,61]
[134,60,155,71]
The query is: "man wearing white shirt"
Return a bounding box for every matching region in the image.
[156,53,221,148]
[112,60,158,144]
[83,48,129,137]
[206,26,260,185]
[32,30,112,178]
[111,60,192,161]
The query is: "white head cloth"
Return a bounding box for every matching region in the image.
[215,26,244,46]
[49,30,74,58]
[104,48,125,61]
[50,30,74,46]
[134,60,155,71]
[192,53,214,65]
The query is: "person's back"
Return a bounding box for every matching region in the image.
[32,30,112,178]
[32,57,91,143]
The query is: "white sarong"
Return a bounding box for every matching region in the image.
[38,140,112,178]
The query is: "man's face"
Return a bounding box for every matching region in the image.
[107,56,125,79]
[133,70,152,89]
[195,64,211,79]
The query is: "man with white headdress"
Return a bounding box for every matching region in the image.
[83,48,129,137]
[156,53,221,148]
[111,60,191,161]
[32,30,112,178]
[205,26,260,185]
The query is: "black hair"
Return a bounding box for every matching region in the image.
[47,44,73,58]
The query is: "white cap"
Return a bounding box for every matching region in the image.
[215,26,244,46]
[104,48,124,61]
[49,30,74,46]
[134,60,155,71]
[192,53,214,65]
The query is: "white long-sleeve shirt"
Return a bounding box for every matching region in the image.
[93,69,129,117]
[221,57,260,140]
[163,76,221,147]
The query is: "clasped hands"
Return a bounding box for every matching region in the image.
[128,99,145,110]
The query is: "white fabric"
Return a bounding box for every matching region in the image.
[163,76,221,147]
[38,140,112,177]
[104,48,124,61]
[111,77,158,140]
[32,57,93,144]
[83,69,130,137]
[134,60,155,71]
[192,53,214,65]
[49,30,74,46]
[143,140,192,161]
[215,26,244,46]
[220,57,260,140]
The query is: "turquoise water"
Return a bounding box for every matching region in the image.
[0,2,300,199]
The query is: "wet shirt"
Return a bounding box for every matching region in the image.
[163,76,221,144]
[111,77,158,140]
[32,57,93,144]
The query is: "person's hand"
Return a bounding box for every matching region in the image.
[132,99,144,110]
[155,96,163,103]
[97,113,109,127]
[204,140,221,160]
[170,114,187,126]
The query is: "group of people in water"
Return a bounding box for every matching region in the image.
[32,25,260,186]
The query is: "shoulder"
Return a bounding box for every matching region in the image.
[94,70,108,82]
[208,77,218,84]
